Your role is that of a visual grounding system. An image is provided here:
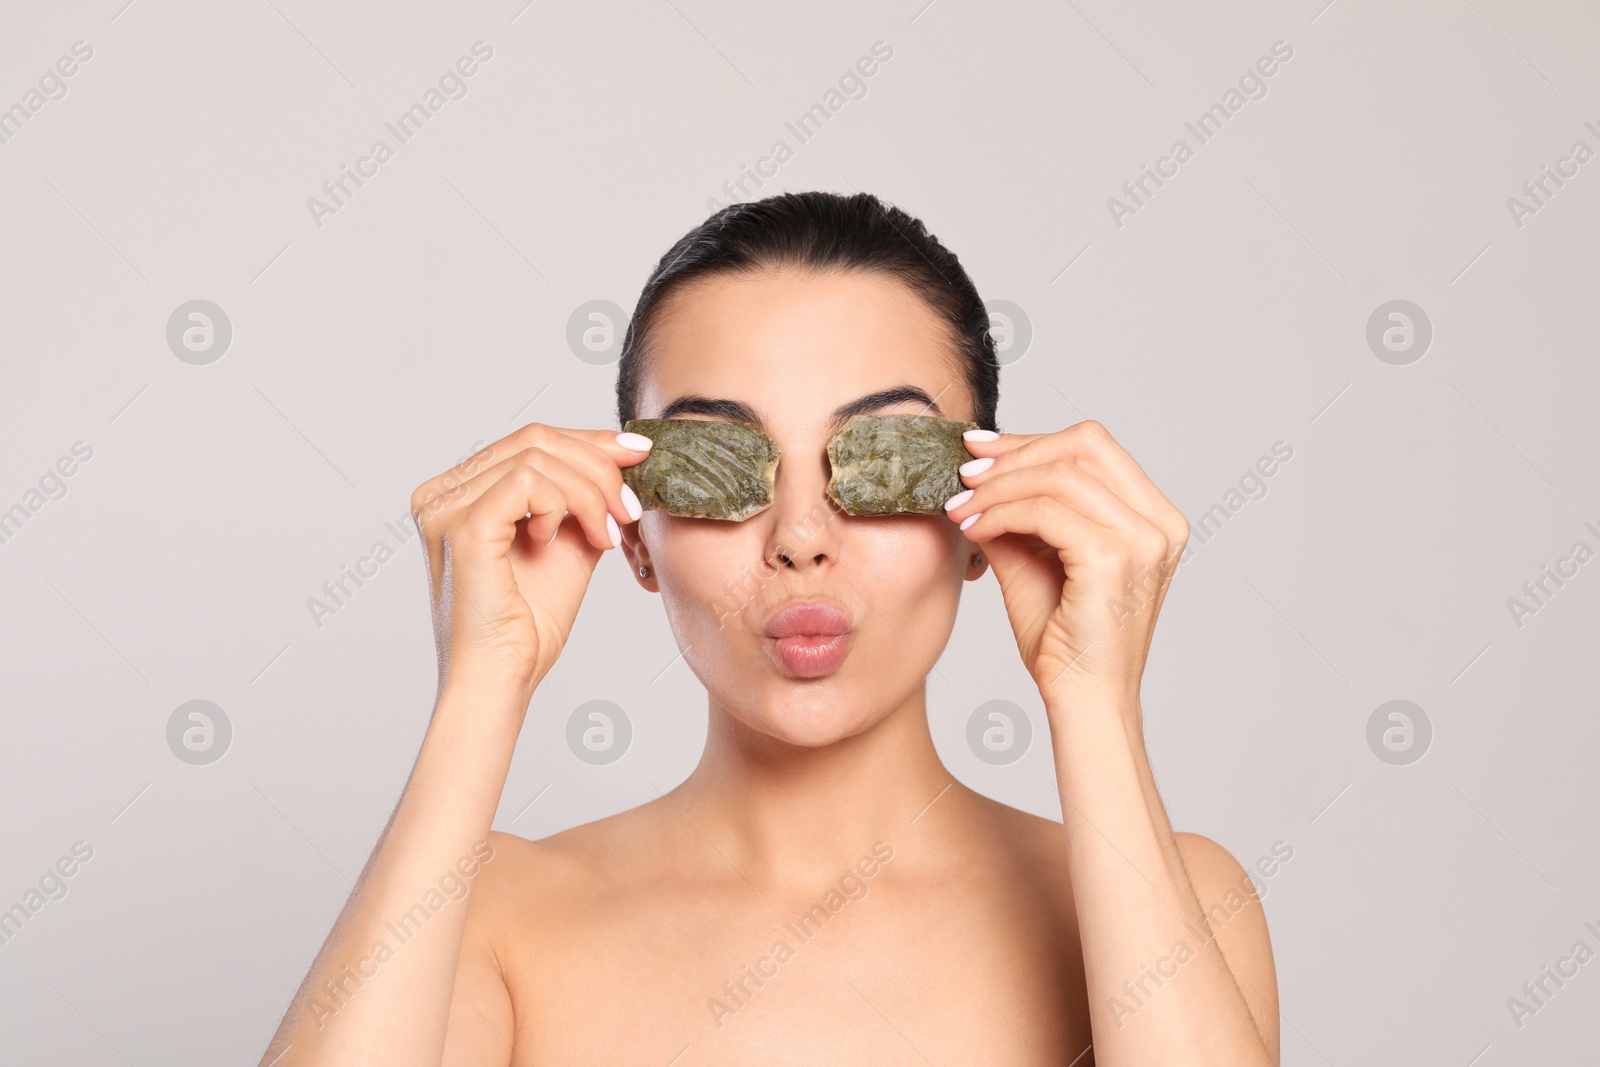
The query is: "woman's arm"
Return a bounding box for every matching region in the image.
[948,420,1279,1066]
[258,425,650,1066]
[258,681,525,1065]
[1045,691,1280,1064]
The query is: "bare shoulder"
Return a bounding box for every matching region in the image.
[1172,832,1282,1061]
[1171,831,1273,943]
[1174,832,1250,888]
[472,801,677,911]
[440,810,678,1060]
[949,787,1077,898]
[966,790,1072,858]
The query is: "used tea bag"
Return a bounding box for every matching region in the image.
[620,418,781,521]
[826,413,979,516]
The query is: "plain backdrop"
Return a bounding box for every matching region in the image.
[1,0,1596,1063]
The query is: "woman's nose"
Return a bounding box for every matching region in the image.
[764,441,841,568]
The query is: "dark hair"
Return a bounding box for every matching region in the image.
[615,191,999,431]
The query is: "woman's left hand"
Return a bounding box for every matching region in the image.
[943,420,1189,704]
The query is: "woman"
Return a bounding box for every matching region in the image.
[261,192,1280,1065]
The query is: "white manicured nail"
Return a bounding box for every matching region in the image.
[963,429,999,442]
[944,489,974,511]
[616,431,653,451]
[959,457,994,477]
[620,483,643,521]
[605,514,620,549]
[959,512,982,531]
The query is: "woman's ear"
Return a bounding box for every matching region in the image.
[619,522,658,591]
[963,547,988,582]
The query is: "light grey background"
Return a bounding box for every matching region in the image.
[2,0,1596,1062]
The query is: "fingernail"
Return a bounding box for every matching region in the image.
[944,489,974,511]
[605,514,621,549]
[616,431,653,451]
[959,457,994,477]
[963,429,999,442]
[959,512,982,531]
[620,483,643,522]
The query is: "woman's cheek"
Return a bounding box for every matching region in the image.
[655,519,773,645]
[856,521,964,650]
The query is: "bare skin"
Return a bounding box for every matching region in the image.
[261,268,1280,1066]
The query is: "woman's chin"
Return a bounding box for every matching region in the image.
[737,693,883,749]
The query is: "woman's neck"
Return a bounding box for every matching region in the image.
[675,686,956,883]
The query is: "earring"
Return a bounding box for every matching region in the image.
[639,564,650,577]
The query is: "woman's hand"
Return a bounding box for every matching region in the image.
[943,420,1188,703]
[410,423,652,697]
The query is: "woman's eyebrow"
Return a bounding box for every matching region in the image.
[656,385,943,432]
[829,385,944,430]
[655,395,761,424]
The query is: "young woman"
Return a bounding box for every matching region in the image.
[261,192,1280,1065]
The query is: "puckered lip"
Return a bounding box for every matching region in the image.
[763,597,852,639]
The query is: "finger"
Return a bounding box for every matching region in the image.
[413,424,653,532]
[1064,423,1186,537]
[960,421,1184,540]
[416,422,659,511]
[415,448,546,540]
[482,423,658,476]
[463,449,619,552]
[960,420,1115,473]
[508,424,651,527]
[958,426,1043,458]
[955,495,1125,570]
[525,422,658,463]
[457,462,608,568]
[946,460,1170,560]
[502,423,656,487]
[410,439,511,531]
[418,453,612,605]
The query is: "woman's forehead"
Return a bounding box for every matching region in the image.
[639,269,970,426]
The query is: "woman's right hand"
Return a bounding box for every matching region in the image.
[409,423,652,697]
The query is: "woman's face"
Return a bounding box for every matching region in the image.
[622,267,984,748]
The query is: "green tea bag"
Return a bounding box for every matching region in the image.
[825,413,979,516]
[621,418,781,520]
